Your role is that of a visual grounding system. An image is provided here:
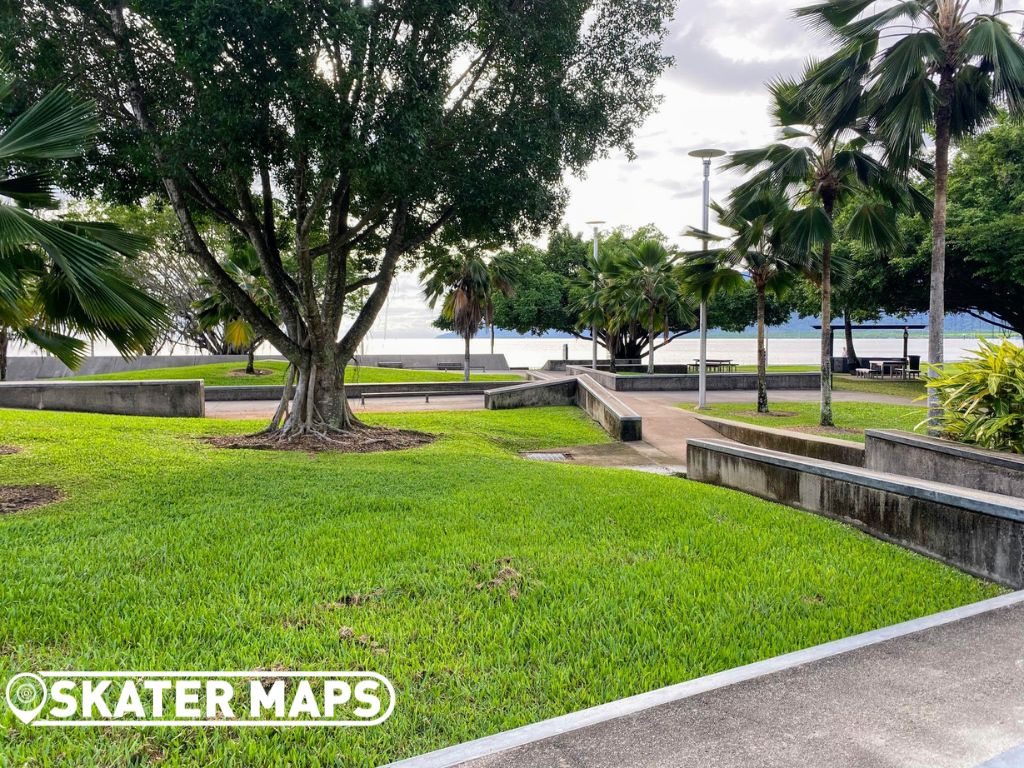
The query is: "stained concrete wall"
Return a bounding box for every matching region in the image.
[697,415,865,467]
[566,366,820,393]
[209,380,521,402]
[687,439,1024,588]
[485,377,642,442]
[5,353,512,381]
[865,431,1024,498]
[0,381,205,418]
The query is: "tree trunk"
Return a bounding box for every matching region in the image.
[463,333,471,382]
[268,341,362,436]
[0,326,8,382]
[844,312,858,369]
[757,286,768,414]
[820,203,835,428]
[246,344,256,375]
[490,323,495,355]
[648,308,656,375]
[928,70,955,433]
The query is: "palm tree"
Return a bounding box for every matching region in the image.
[0,71,163,376]
[615,240,693,375]
[485,253,519,355]
[195,247,278,374]
[796,0,1024,425]
[422,249,515,382]
[682,194,805,414]
[573,247,625,371]
[728,73,916,426]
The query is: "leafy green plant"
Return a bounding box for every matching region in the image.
[926,338,1024,453]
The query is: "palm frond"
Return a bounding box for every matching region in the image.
[0,86,99,161]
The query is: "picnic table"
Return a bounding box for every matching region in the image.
[858,358,913,379]
[694,359,738,373]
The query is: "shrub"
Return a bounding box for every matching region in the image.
[927,338,1024,454]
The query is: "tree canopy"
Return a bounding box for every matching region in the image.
[6,0,674,434]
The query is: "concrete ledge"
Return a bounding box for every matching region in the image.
[0,380,205,418]
[865,430,1024,497]
[686,439,1024,588]
[382,590,1024,768]
[566,366,820,393]
[207,380,521,402]
[697,415,865,467]
[484,377,642,442]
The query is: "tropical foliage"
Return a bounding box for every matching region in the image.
[0,70,162,376]
[927,338,1024,454]
[683,194,806,412]
[727,70,921,425]
[798,0,1024,423]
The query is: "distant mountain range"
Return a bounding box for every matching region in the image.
[438,313,1013,340]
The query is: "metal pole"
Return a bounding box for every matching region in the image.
[698,158,712,409]
[592,225,600,370]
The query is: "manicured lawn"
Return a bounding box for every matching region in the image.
[0,407,998,766]
[69,360,523,386]
[833,374,927,399]
[687,400,928,442]
[735,364,819,373]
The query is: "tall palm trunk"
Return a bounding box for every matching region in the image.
[820,199,836,427]
[648,307,656,374]
[0,326,8,382]
[844,312,858,369]
[463,333,471,382]
[490,323,495,355]
[928,70,955,433]
[246,344,256,375]
[756,285,769,414]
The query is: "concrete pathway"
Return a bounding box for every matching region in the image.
[388,594,1024,768]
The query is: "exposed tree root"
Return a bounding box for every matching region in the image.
[204,424,435,454]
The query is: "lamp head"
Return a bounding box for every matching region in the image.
[688,148,726,160]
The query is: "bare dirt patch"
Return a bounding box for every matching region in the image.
[339,626,388,655]
[203,426,435,454]
[0,485,63,514]
[0,445,20,456]
[734,410,799,419]
[473,557,524,599]
[323,587,386,610]
[227,368,275,378]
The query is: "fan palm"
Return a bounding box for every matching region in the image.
[796,0,1024,425]
[682,194,805,414]
[0,71,163,375]
[422,249,515,382]
[727,72,919,426]
[573,246,625,371]
[195,247,279,374]
[614,240,694,375]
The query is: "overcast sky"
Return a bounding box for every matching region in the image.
[359,0,1021,340]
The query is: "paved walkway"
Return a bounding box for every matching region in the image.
[390,594,1024,768]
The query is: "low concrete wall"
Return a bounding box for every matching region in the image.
[566,366,820,393]
[576,377,642,442]
[865,431,1024,498]
[484,379,577,409]
[687,439,1024,588]
[208,380,520,402]
[697,415,865,467]
[0,381,205,418]
[485,377,642,442]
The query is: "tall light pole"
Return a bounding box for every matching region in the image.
[585,220,606,370]
[688,149,726,409]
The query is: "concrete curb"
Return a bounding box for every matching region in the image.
[381,591,1024,768]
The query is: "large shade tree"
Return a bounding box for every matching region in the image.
[728,73,921,426]
[8,0,673,437]
[797,0,1024,422]
[0,71,163,379]
[683,194,805,414]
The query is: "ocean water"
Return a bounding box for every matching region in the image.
[10,335,1011,370]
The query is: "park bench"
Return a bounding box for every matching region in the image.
[437,362,486,372]
[377,361,405,369]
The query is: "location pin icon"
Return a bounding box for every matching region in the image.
[5,674,47,725]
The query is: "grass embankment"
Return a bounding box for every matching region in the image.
[688,400,928,442]
[70,360,522,386]
[0,408,998,765]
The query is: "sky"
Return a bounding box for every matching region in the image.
[356,0,1024,340]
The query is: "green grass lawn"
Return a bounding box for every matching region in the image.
[69,360,523,387]
[687,400,928,442]
[0,407,999,766]
[735,364,819,373]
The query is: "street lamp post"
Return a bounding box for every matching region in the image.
[688,149,726,409]
[585,220,606,370]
